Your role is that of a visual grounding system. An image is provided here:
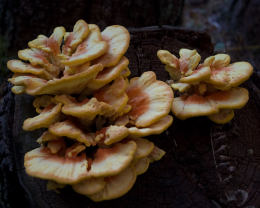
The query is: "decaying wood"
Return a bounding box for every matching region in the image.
[0,26,259,208]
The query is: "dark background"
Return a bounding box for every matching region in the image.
[0,0,259,208]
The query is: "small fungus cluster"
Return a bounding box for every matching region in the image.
[8,20,173,201]
[157,49,253,124]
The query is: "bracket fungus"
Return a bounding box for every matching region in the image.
[72,177,106,195]
[126,71,173,127]
[61,24,108,66]
[208,109,235,124]
[62,20,90,56]
[204,54,253,90]
[23,103,62,131]
[24,145,89,184]
[88,166,137,202]
[87,145,166,202]
[134,157,150,175]
[9,20,173,201]
[158,48,253,124]
[128,115,173,137]
[93,25,130,67]
[87,56,129,91]
[71,138,164,202]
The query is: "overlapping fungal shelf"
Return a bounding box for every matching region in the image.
[157,49,253,124]
[8,20,173,201]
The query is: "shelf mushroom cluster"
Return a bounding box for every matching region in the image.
[157,49,253,124]
[7,20,174,201]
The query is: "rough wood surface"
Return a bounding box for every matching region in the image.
[0,26,259,208]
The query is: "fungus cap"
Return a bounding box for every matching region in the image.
[147,146,166,162]
[179,66,211,84]
[101,125,129,145]
[7,60,53,80]
[131,137,154,160]
[87,56,129,90]
[8,75,47,95]
[157,50,179,69]
[37,131,61,144]
[88,166,136,202]
[207,61,253,90]
[172,95,218,120]
[208,109,235,124]
[61,24,108,66]
[24,147,89,184]
[87,140,136,178]
[28,26,65,56]
[60,97,115,120]
[18,48,59,76]
[93,25,130,67]
[94,76,129,114]
[134,157,150,175]
[172,87,249,120]
[33,95,54,113]
[128,115,173,137]
[171,82,191,93]
[23,103,62,131]
[127,71,173,127]
[49,120,94,146]
[72,178,106,195]
[9,64,103,95]
[62,20,90,55]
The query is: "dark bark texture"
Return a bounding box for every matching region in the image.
[0,0,183,51]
